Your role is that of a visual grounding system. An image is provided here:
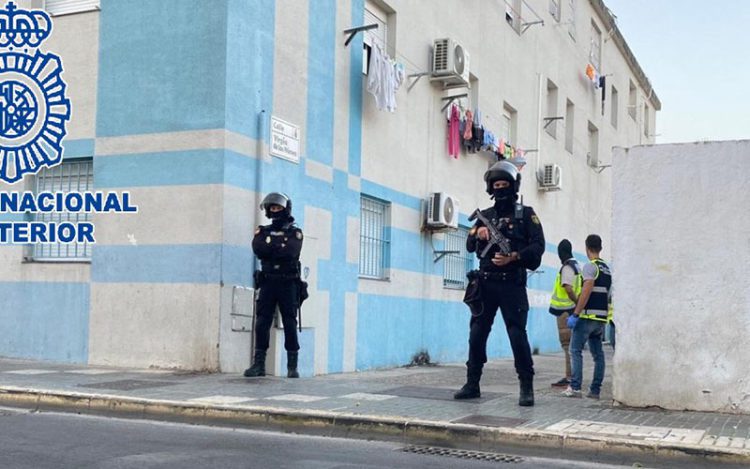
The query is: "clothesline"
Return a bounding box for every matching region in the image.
[365,33,428,78]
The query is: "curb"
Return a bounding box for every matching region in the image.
[1,386,749,465]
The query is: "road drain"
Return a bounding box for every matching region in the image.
[401,445,524,463]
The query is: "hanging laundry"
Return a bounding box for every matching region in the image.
[448,104,461,158]
[365,44,405,113]
[463,110,473,140]
[585,63,596,81]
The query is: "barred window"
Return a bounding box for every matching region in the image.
[32,158,93,260]
[359,195,390,279]
[443,226,473,289]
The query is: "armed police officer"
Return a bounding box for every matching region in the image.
[455,161,545,406]
[244,193,304,379]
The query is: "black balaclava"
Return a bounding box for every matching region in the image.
[269,211,293,228]
[558,239,573,263]
[492,179,516,214]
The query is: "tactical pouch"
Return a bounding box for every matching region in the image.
[298,279,309,305]
[463,270,484,317]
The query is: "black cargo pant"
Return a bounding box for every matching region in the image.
[254,277,300,352]
[467,278,534,380]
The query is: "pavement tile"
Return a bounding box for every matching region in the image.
[265,394,327,403]
[4,369,59,375]
[340,392,396,401]
[63,369,119,375]
[187,395,257,405]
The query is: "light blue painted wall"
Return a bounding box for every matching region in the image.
[96,0,228,137]
[225,0,275,140]
[0,282,89,363]
[62,139,95,158]
[348,0,364,176]
[305,0,336,165]
[91,244,222,283]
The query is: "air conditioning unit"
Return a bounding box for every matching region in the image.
[430,38,470,88]
[426,192,459,230]
[537,164,562,191]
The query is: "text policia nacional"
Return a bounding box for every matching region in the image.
[0,191,138,244]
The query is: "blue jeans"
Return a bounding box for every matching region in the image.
[569,319,606,395]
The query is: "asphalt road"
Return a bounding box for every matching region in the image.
[0,406,705,469]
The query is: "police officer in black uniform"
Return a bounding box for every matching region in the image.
[455,161,545,406]
[244,192,304,378]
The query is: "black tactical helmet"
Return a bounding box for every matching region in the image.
[260,192,292,218]
[483,160,521,195]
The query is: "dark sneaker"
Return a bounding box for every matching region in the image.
[551,377,571,387]
[586,391,600,400]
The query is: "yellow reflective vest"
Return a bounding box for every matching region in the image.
[548,259,582,316]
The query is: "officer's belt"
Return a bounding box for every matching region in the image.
[478,270,521,282]
[261,260,298,272]
[259,270,300,280]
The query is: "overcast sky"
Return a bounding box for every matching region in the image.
[604,0,750,144]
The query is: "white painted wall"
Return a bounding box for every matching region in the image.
[612,140,750,413]
[359,0,658,298]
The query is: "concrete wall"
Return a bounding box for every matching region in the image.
[612,141,750,413]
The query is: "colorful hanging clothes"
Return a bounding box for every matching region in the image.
[448,104,461,158]
[463,110,473,140]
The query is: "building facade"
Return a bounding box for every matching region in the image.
[0,0,659,375]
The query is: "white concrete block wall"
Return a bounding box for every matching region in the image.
[612,141,750,413]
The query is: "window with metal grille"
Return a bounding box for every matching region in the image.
[44,0,100,16]
[611,86,619,128]
[568,0,576,39]
[501,102,517,145]
[359,195,390,279]
[32,158,93,260]
[443,226,473,289]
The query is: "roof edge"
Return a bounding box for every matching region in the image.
[590,0,661,111]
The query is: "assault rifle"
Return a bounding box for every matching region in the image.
[469,208,512,258]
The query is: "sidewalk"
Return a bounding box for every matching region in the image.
[1,351,748,466]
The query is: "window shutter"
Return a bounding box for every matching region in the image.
[45,0,100,16]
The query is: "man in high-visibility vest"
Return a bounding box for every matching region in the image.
[562,234,612,399]
[548,239,582,387]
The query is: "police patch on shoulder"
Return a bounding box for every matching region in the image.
[531,214,541,224]
[295,231,303,240]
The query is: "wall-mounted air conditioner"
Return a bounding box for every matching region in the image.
[537,164,562,191]
[430,38,470,88]
[425,192,459,230]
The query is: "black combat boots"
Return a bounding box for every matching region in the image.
[519,376,534,406]
[287,351,300,378]
[243,350,266,377]
[454,366,482,399]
